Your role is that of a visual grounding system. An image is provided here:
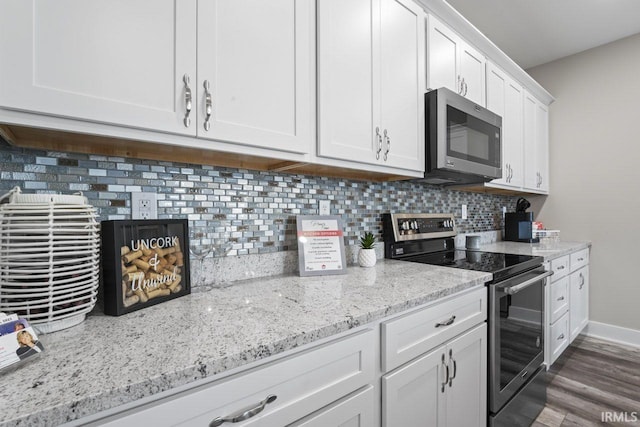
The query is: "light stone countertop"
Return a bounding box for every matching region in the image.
[0,259,491,427]
[477,240,591,260]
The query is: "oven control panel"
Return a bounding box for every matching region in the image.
[383,213,456,243]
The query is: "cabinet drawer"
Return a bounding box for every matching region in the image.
[550,276,569,324]
[381,287,487,372]
[95,329,375,427]
[550,255,570,280]
[550,312,569,365]
[289,386,375,427]
[570,248,589,272]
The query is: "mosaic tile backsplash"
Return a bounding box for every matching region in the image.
[0,141,518,256]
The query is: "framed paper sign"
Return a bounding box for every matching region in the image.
[296,215,347,276]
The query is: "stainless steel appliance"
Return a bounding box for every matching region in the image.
[423,87,502,185]
[383,213,553,426]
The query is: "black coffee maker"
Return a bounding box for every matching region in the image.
[504,198,539,243]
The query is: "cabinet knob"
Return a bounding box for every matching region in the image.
[435,315,456,328]
[183,74,192,128]
[441,353,449,393]
[209,394,277,427]
[383,129,390,161]
[375,127,383,160]
[203,80,213,131]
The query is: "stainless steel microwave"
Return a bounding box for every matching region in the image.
[423,87,502,185]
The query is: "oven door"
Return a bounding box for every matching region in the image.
[489,267,552,413]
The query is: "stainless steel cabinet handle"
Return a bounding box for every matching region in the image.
[383,129,390,161]
[448,349,457,387]
[435,315,456,328]
[557,296,565,301]
[558,333,565,340]
[457,75,463,94]
[376,127,382,160]
[577,257,584,261]
[579,272,585,289]
[463,80,468,96]
[557,265,565,270]
[183,74,192,128]
[441,354,449,392]
[209,395,277,427]
[203,80,213,131]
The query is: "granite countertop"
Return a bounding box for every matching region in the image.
[0,259,491,427]
[477,240,591,260]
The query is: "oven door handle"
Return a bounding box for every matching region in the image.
[500,270,554,295]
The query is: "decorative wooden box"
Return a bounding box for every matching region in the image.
[101,219,190,316]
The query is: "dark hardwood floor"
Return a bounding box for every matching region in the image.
[533,335,640,426]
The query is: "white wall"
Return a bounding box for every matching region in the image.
[526,33,640,331]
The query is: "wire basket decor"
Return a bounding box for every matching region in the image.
[0,187,99,333]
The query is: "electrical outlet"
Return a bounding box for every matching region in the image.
[319,200,330,216]
[461,204,468,220]
[131,192,158,220]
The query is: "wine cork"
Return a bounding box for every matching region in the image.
[146,288,170,299]
[134,288,148,303]
[132,258,150,272]
[124,295,140,307]
[122,250,143,263]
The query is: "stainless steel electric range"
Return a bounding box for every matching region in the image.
[383,213,553,427]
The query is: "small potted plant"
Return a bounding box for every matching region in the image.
[358,232,377,268]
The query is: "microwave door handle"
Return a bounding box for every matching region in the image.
[501,270,554,295]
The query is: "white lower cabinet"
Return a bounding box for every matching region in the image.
[74,288,491,427]
[381,287,487,427]
[569,266,589,342]
[84,330,375,427]
[382,324,487,427]
[545,247,590,368]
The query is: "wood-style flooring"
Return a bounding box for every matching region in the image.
[533,335,640,427]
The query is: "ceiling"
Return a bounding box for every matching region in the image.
[444,0,640,69]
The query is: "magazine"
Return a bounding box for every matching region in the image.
[0,314,45,370]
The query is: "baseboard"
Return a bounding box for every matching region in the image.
[584,320,640,348]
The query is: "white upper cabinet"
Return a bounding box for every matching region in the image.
[524,90,549,193]
[0,0,197,135]
[486,61,524,189]
[317,0,425,173]
[427,14,485,106]
[197,0,314,154]
[0,0,314,156]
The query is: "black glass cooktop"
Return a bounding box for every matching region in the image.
[402,250,543,283]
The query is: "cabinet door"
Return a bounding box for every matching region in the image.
[445,324,487,427]
[459,43,486,106]
[523,90,550,193]
[197,0,313,154]
[569,267,589,342]
[536,102,550,192]
[290,386,375,427]
[486,63,523,188]
[523,91,538,190]
[504,78,525,188]
[317,0,378,164]
[382,346,445,427]
[427,15,460,94]
[379,0,425,171]
[0,0,197,135]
